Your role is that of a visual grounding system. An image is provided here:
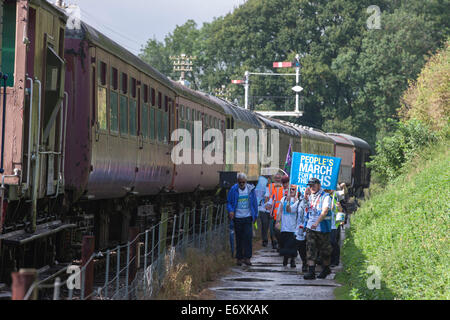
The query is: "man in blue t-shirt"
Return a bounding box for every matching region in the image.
[227,173,258,266]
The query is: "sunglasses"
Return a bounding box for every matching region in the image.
[238,181,246,184]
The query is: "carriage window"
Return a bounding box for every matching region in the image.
[163,112,169,144]
[157,109,163,141]
[110,91,119,133]
[164,96,168,112]
[186,107,190,121]
[121,73,128,94]
[99,62,107,86]
[42,46,65,141]
[151,88,156,106]
[158,92,162,108]
[129,99,137,136]
[120,95,128,135]
[98,87,107,130]
[150,107,155,140]
[142,104,149,138]
[1,1,16,86]
[130,77,136,98]
[111,67,118,90]
[143,85,148,103]
[180,105,185,120]
[192,109,195,122]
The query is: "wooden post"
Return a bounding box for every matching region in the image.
[81,236,95,300]
[183,207,190,246]
[11,269,37,300]
[128,226,139,285]
[159,208,168,256]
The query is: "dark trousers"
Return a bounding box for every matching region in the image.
[296,240,307,265]
[280,232,298,258]
[234,217,253,260]
[270,219,280,245]
[259,211,272,244]
[330,226,341,265]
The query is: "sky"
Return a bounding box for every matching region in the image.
[56,0,247,55]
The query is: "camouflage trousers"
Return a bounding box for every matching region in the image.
[306,229,332,266]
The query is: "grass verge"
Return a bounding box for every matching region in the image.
[335,139,450,300]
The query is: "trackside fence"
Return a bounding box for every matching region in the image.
[16,203,229,300]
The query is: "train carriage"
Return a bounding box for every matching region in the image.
[207,96,262,182]
[0,0,67,283]
[64,22,177,201]
[170,83,227,193]
[332,133,371,196]
[327,133,354,186]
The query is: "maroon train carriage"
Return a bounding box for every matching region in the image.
[329,133,372,196]
[0,0,67,284]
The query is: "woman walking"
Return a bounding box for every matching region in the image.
[276,185,303,268]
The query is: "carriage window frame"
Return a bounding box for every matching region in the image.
[97,60,108,131]
[121,72,128,95]
[110,66,119,134]
[158,91,162,108]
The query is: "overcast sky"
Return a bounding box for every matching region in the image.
[58,0,247,54]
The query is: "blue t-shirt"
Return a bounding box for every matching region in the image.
[235,186,251,218]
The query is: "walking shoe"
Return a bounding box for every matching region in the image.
[303,266,316,280]
[262,241,268,247]
[243,259,252,266]
[283,256,289,266]
[290,259,296,268]
[236,259,243,266]
[317,266,331,279]
[302,264,308,273]
[272,242,278,250]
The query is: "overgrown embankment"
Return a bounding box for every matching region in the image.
[337,140,449,299]
[336,42,449,300]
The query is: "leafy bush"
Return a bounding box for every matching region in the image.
[400,41,450,130]
[368,119,437,183]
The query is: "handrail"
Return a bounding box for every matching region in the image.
[25,76,34,191]
[62,92,68,188]
[31,78,42,233]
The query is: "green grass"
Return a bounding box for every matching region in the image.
[336,139,450,300]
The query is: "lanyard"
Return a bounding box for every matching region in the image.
[309,190,324,211]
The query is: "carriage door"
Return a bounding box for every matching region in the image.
[41,34,65,196]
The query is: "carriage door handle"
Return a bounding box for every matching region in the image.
[138,133,144,149]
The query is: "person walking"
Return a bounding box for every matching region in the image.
[328,191,344,267]
[227,173,258,266]
[258,177,272,247]
[303,178,333,280]
[265,173,283,250]
[276,185,308,268]
[267,175,290,253]
[296,188,310,273]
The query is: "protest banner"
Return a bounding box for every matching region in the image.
[289,153,342,193]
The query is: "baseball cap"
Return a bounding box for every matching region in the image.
[307,178,321,186]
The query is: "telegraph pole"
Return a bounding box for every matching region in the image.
[214,85,232,101]
[230,54,304,118]
[244,71,250,109]
[294,54,301,114]
[170,54,196,85]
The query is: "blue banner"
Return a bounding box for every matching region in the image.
[255,176,269,205]
[290,153,342,192]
